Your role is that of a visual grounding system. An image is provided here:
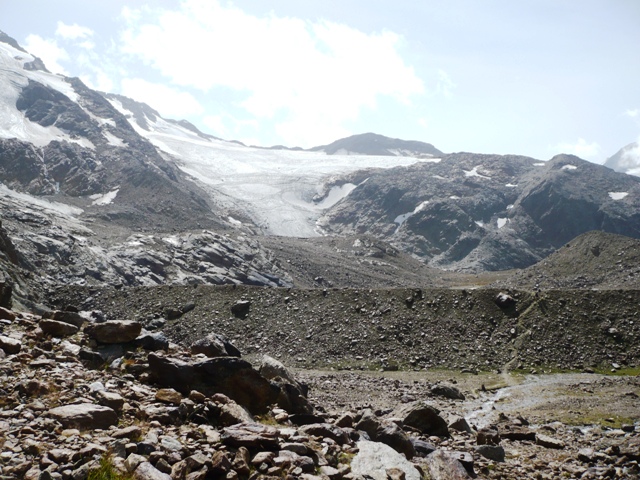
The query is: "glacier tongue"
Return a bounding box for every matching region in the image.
[134,122,428,236]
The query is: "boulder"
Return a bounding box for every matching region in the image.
[39,319,79,337]
[298,423,350,445]
[477,427,501,445]
[147,353,279,414]
[47,403,118,430]
[474,444,505,462]
[95,391,125,412]
[0,334,20,354]
[396,402,449,437]
[231,300,251,317]
[351,441,421,480]
[536,434,565,449]
[0,306,16,321]
[355,410,414,459]
[221,423,279,450]
[449,416,473,433]
[190,333,241,357]
[134,461,172,480]
[494,292,516,308]
[49,310,87,328]
[421,450,473,479]
[84,320,142,344]
[431,383,465,400]
[134,331,169,351]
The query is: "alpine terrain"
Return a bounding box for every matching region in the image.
[0,30,638,480]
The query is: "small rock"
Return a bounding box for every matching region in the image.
[474,445,505,462]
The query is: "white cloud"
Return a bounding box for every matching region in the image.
[23,34,69,75]
[118,0,424,147]
[553,138,601,160]
[435,69,456,98]
[625,108,639,118]
[55,21,94,40]
[121,78,204,118]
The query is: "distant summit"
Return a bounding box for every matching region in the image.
[310,132,443,158]
[604,141,640,176]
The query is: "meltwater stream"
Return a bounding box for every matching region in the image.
[461,373,611,429]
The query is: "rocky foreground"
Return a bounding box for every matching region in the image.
[0,303,639,479]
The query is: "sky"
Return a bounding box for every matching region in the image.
[1,0,639,161]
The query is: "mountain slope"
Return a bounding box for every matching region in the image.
[318,153,640,271]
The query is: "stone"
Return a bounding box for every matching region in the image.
[190,333,241,358]
[578,448,595,463]
[259,355,296,383]
[147,353,281,414]
[0,306,16,321]
[48,403,118,430]
[494,292,516,308]
[351,441,421,480]
[421,450,472,479]
[155,388,183,405]
[410,438,437,457]
[431,383,465,400]
[477,427,501,445]
[220,401,254,426]
[474,445,505,462]
[355,410,414,459]
[536,434,565,449]
[113,426,143,440]
[500,426,536,441]
[50,310,87,328]
[84,320,142,344]
[95,390,125,412]
[0,334,20,354]
[397,402,449,437]
[299,423,350,445]
[134,461,172,480]
[134,332,169,351]
[221,423,280,450]
[449,416,472,433]
[231,300,251,317]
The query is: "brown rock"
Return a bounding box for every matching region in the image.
[477,427,501,445]
[0,306,16,321]
[84,320,142,344]
[155,388,183,405]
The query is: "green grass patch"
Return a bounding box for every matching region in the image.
[87,456,133,480]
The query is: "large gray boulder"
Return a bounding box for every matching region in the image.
[355,409,414,459]
[147,353,280,414]
[351,440,421,480]
[47,403,118,430]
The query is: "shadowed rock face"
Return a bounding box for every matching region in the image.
[319,153,640,271]
[147,353,311,415]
